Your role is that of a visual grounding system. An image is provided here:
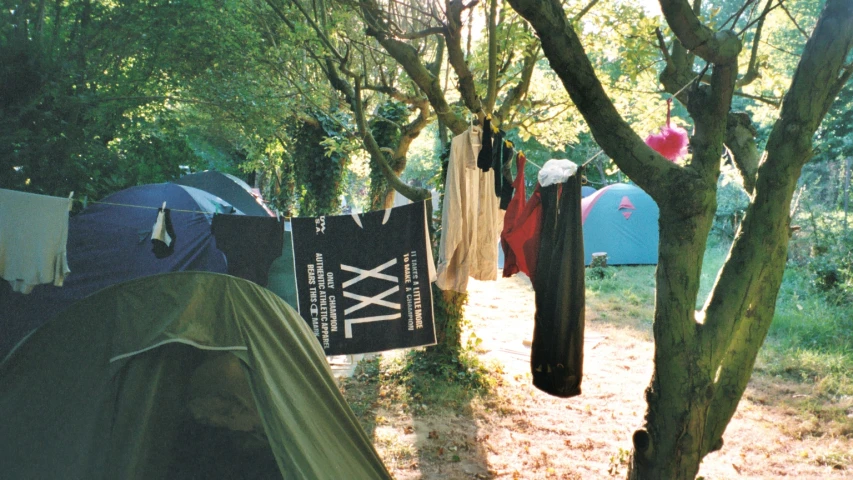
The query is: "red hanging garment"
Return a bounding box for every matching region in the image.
[500,153,527,277]
[501,153,544,283]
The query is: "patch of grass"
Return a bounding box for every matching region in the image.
[373,427,416,464]
[344,346,503,418]
[759,266,853,400]
[585,265,656,336]
[697,239,729,307]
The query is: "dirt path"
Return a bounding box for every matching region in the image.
[345,274,852,479]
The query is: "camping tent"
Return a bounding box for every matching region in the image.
[0,183,234,357]
[0,272,391,480]
[581,183,659,265]
[581,185,597,198]
[172,171,298,307]
[174,171,275,217]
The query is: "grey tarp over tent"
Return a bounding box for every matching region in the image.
[174,171,274,217]
[0,272,390,480]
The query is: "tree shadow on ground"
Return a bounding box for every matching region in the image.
[340,353,495,478]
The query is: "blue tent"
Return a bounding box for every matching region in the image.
[172,172,298,309]
[581,183,659,265]
[581,186,597,198]
[0,183,234,358]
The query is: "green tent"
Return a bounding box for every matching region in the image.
[0,272,390,480]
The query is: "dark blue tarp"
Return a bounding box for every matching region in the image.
[1,183,232,358]
[173,171,274,217]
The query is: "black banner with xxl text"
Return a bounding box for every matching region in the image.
[291,201,436,355]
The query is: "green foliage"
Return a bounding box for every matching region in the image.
[586,264,614,281]
[401,122,442,189]
[758,265,853,402]
[288,111,355,216]
[0,0,247,199]
[788,198,853,301]
[818,83,853,162]
[367,101,409,209]
[713,167,751,239]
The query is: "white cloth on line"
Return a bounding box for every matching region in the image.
[151,208,172,247]
[435,126,502,293]
[538,159,579,187]
[0,188,72,294]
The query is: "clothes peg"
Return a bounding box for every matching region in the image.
[68,191,74,211]
[161,201,167,210]
[505,140,513,149]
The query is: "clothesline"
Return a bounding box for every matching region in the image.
[71,197,441,219]
[70,198,235,215]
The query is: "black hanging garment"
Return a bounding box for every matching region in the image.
[492,130,515,210]
[151,208,176,259]
[211,214,284,287]
[476,116,493,172]
[530,172,585,397]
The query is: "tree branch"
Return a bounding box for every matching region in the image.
[495,41,539,125]
[779,0,809,40]
[361,0,467,134]
[735,0,773,88]
[655,27,671,64]
[508,0,683,200]
[733,90,780,107]
[352,78,429,202]
[445,0,483,114]
[282,0,346,62]
[393,26,446,40]
[483,0,499,113]
[658,0,742,65]
[572,0,600,23]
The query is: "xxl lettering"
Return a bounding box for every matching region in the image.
[341,258,400,338]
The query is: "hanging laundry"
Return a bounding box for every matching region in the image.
[0,189,72,294]
[291,201,437,355]
[501,152,526,277]
[501,153,544,282]
[266,225,298,309]
[538,159,578,187]
[151,207,176,258]
[211,214,284,286]
[436,125,502,292]
[492,130,515,209]
[503,186,543,282]
[476,116,494,172]
[530,167,585,398]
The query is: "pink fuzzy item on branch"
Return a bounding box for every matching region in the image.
[645,98,689,162]
[645,125,689,162]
